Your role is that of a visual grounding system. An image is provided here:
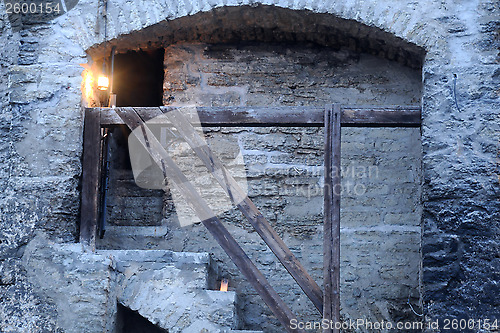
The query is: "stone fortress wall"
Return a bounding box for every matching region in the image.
[0,0,498,332]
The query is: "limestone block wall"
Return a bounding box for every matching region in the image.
[130,42,422,331]
[0,3,86,331]
[104,128,166,227]
[0,0,498,332]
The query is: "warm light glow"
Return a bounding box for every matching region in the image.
[97,76,109,91]
[84,71,93,100]
[220,279,228,292]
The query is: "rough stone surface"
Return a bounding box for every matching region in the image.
[101,41,422,332]
[109,251,239,332]
[15,232,240,332]
[104,127,166,226]
[0,0,498,332]
[100,40,421,331]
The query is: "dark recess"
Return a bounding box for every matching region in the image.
[101,48,166,228]
[116,304,168,333]
[113,49,165,107]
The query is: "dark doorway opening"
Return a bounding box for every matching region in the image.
[116,303,168,333]
[100,48,166,229]
[113,49,164,107]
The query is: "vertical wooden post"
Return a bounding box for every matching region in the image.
[98,128,111,239]
[80,108,101,251]
[323,104,341,332]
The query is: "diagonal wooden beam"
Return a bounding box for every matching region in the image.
[161,107,324,314]
[323,105,341,333]
[115,107,305,333]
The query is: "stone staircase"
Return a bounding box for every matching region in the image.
[101,250,263,333]
[23,234,263,333]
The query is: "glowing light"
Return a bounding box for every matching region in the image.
[84,71,94,100]
[220,279,228,292]
[97,76,109,91]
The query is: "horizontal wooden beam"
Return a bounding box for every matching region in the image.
[96,105,421,127]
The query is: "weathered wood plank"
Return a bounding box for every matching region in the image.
[98,128,111,239]
[80,108,101,251]
[97,105,421,127]
[115,107,305,333]
[162,107,324,314]
[323,104,341,333]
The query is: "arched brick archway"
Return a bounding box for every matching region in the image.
[86,4,426,68]
[70,0,443,54]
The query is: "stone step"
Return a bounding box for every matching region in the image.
[23,237,246,332]
[97,230,264,332]
[104,249,238,332]
[120,286,238,332]
[97,226,171,250]
[99,248,219,290]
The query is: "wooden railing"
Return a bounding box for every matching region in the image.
[80,105,421,333]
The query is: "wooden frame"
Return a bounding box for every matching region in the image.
[323,105,341,332]
[80,105,421,332]
[80,109,101,250]
[99,105,421,127]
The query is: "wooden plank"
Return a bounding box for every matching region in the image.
[323,104,341,333]
[115,107,305,333]
[341,106,420,127]
[80,108,101,251]
[162,107,324,314]
[97,105,421,127]
[98,128,111,239]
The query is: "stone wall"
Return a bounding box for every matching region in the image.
[0,0,498,332]
[0,2,84,331]
[166,42,422,331]
[418,2,500,327]
[99,41,422,331]
[90,2,500,329]
[104,128,166,227]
